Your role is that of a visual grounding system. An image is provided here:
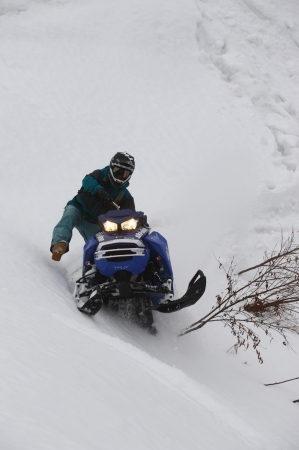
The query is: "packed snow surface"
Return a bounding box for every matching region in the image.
[1,0,299,449]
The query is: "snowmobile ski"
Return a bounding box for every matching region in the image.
[149,270,206,313]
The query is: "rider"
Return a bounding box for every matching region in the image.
[50,152,136,261]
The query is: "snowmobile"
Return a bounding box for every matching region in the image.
[73,208,206,330]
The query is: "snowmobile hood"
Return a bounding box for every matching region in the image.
[98,209,144,224]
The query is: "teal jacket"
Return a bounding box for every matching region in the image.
[68,166,135,223]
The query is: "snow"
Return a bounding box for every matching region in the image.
[0,0,299,449]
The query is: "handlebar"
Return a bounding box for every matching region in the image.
[111,201,120,210]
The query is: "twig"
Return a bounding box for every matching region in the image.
[238,246,299,275]
[264,376,299,386]
[293,399,299,403]
[226,344,238,354]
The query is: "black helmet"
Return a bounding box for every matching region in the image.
[108,152,135,187]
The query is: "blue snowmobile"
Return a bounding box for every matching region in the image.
[74,208,206,330]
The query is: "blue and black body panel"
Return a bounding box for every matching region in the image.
[81,209,174,306]
[144,232,173,279]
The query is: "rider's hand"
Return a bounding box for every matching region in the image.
[96,189,111,205]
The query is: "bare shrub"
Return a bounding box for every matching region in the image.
[180,230,299,363]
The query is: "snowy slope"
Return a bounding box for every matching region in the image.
[0,0,299,449]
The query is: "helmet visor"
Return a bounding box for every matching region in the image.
[112,166,131,181]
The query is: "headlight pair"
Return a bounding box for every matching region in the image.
[102,218,138,233]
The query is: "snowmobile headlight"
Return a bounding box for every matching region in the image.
[103,221,118,232]
[121,218,138,231]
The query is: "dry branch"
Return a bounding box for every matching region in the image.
[264,376,299,386]
[238,246,299,275]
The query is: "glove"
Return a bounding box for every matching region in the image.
[96,189,111,205]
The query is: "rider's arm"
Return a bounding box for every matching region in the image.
[82,170,104,194]
[120,192,135,211]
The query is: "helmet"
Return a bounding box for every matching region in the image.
[108,152,135,187]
